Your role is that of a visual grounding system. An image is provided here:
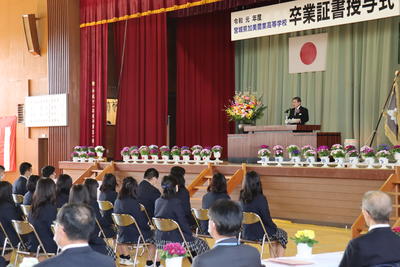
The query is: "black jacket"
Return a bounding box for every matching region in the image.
[55,192,69,209]
[200,192,230,234]
[23,191,33,205]
[99,189,118,230]
[288,106,309,124]
[339,227,400,267]
[0,201,23,247]
[176,186,196,227]
[12,176,28,196]
[137,180,160,219]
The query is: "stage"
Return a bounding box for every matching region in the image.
[59,161,393,227]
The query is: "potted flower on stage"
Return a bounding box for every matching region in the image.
[181,148,191,164]
[287,145,301,166]
[129,147,139,163]
[71,152,79,162]
[331,144,343,150]
[79,152,88,162]
[192,149,202,163]
[344,144,356,152]
[171,146,181,163]
[95,146,105,158]
[376,150,391,169]
[273,145,284,166]
[74,146,82,154]
[257,147,270,166]
[225,92,267,134]
[87,152,96,162]
[160,243,188,267]
[201,148,211,164]
[191,145,203,151]
[361,145,375,168]
[347,150,359,168]
[317,146,330,167]
[304,150,316,167]
[212,145,223,161]
[80,146,88,153]
[139,146,150,161]
[301,145,314,155]
[331,149,346,168]
[121,147,131,162]
[391,145,400,164]
[88,146,95,153]
[291,230,318,258]
[160,146,170,163]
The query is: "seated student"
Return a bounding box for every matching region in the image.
[154,175,209,259]
[41,165,56,179]
[55,174,72,208]
[170,166,196,227]
[13,162,32,195]
[239,171,287,257]
[0,256,6,267]
[99,173,118,229]
[192,199,263,267]
[28,178,58,253]
[114,177,158,267]
[0,181,24,248]
[0,165,5,180]
[84,179,114,238]
[35,203,116,267]
[138,168,161,219]
[339,191,400,267]
[200,173,230,234]
[69,184,110,257]
[23,175,40,205]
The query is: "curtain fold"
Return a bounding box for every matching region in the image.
[235,17,400,146]
[114,13,168,159]
[176,11,234,154]
[80,24,108,146]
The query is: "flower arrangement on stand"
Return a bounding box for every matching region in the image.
[149,145,159,161]
[291,230,318,258]
[304,150,316,167]
[191,145,203,151]
[160,243,188,267]
[258,146,270,166]
[192,149,202,163]
[273,145,284,166]
[88,146,95,153]
[376,150,391,169]
[287,145,301,166]
[317,146,330,167]
[160,146,170,162]
[225,92,267,127]
[139,146,149,161]
[361,145,375,168]
[391,145,400,164]
[71,152,79,162]
[80,146,88,153]
[301,145,314,155]
[181,148,191,164]
[347,150,359,168]
[79,152,88,162]
[171,146,181,163]
[130,147,139,163]
[344,145,357,152]
[212,145,223,161]
[331,144,343,150]
[87,152,96,162]
[95,146,105,158]
[201,148,211,164]
[121,147,130,162]
[331,149,346,168]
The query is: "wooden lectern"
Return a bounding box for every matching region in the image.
[227,125,340,163]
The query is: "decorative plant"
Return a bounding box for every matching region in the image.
[95,146,105,153]
[391,145,400,153]
[376,150,391,158]
[88,146,96,153]
[301,145,314,154]
[74,146,81,152]
[79,152,88,158]
[192,149,201,156]
[121,147,130,156]
[139,146,149,155]
[160,243,188,260]
[347,150,359,157]
[80,146,88,152]
[87,152,96,158]
[171,147,181,156]
[225,92,267,123]
[130,149,140,157]
[129,146,138,153]
[71,151,79,158]
[258,148,270,158]
[360,145,375,158]
[273,145,284,157]
[377,144,390,151]
[150,148,159,156]
[181,146,190,151]
[212,145,223,153]
[160,146,170,156]
[181,149,191,156]
[287,145,300,156]
[200,148,211,157]
[191,145,203,151]
[331,144,343,150]
[331,149,346,158]
[291,230,318,247]
[304,150,316,157]
[317,146,330,157]
[344,145,356,152]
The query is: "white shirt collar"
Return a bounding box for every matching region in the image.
[61,243,89,252]
[215,237,234,244]
[369,224,390,231]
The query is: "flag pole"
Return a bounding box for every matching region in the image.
[368,71,399,147]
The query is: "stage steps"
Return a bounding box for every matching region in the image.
[73,161,115,184]
[351,166,400,238]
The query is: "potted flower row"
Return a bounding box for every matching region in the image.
[72,145,105,162]
[71,151,97,162]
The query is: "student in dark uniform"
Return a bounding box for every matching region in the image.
[23,175,40,205]
[12,162,32,195]
[28,178,58,253]
[287,97,309,125]
[41,166,56,179]
[154,175,209,260]
[200,173,230,234]
[137,168,160,219]
[114,177,157,267]
[239,171,287,257]
[55,174,72,208]
[99,173,118,235]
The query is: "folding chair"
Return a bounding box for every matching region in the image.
[12,194,24,205]
[239,212,277,258]
[139,204,154,229]
[11,220,55,266]
[0,222,15,256]
[191,208,210,237]
[111,213,152,265]
[20,205,31,220]
[152,217,194,261]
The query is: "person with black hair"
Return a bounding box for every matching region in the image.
[0,165,5,180]
[0,181,23,249]
[192,199,262,267]
[41,165,56,179]
[55,174,72,208]
[114,177,158,267]
[170,166,196,228]
[84,179,114,238]
[138,168,160,219]
[69,184,110,257]
[200,173,230,234]
[286,96,309,125]
[12,162,32,195]
[35,203,115,267]
[28,178,58,253]
[99,173,118,235]
[23,175,40,205]
[239,171,287,257]
[154,175,209,260]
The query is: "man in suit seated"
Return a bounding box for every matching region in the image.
[137,168,161,219]
[339,191,400,267]
[36,203,115,267]
[192,199,263,267]
[287,97,309,125]
[12,162,32,195]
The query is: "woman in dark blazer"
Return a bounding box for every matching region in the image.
[23,175,40,205]
[0,181,23,248]
[200,173,230,234]
[154,175,209,259]
[114,177,157,266]
[170,166,196,228]
[239,171,287,257]
[98,174,117,231]
[55,174,72,208]
[69,184,110,256]
[28,178,58,253]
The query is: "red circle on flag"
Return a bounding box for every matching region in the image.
[300,42,317,65]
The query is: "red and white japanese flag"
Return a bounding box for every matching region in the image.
[289,33,328,74]
[0,116,16,172]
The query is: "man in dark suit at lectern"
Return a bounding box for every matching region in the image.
[287,97,309,125]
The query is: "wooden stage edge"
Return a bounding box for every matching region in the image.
[59,161,394,228]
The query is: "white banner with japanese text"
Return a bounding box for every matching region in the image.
[231,0,399,41]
